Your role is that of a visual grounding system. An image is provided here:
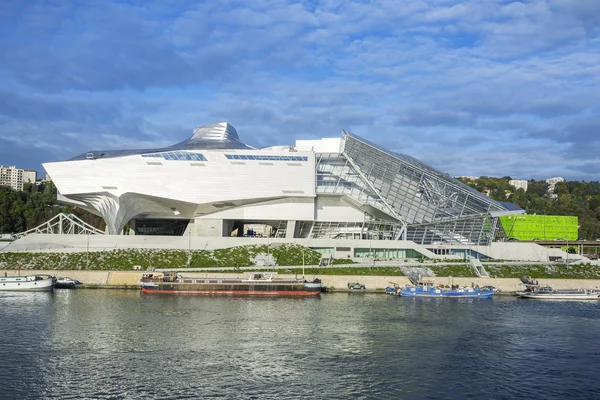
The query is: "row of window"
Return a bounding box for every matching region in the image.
[225,154,308,161]
[140,152,308,162]
[141,152,207,161]
[317,180,352,187]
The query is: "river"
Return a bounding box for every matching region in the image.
[1,290,599,399]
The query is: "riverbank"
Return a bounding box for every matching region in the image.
[4,270,600,293]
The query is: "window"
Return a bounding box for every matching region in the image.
[142,152,207,161]
[223,154,309,162]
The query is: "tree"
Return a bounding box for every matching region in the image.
[0,183,103,233]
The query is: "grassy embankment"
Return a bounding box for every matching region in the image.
[1,244,600,278]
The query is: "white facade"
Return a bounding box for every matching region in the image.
[546,176,564,193]
[0,165,23,191]
[295,138,342,153]
[23,170,37,184]
[509,179,528,192]
[44,122,520,245]
[45,148,316,234]
[546,177,564,185]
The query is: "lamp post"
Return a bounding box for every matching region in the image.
[86,231,90,269]
[187,230,192,268]
[302,248,305,279]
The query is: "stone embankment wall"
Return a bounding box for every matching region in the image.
[4,270,600,292]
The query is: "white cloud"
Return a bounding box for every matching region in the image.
[0,0,598,180]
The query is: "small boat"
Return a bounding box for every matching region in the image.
[385,282,400,295]
[397,274,493,298]
[517,276,600,300]
[140,272,322,296]
[55,277,82,289]
[0,274,55,291]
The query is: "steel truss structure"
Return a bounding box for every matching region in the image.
[312,132,514,245]
[17,213,105,237]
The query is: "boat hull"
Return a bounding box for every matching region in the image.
[400,287,493,298]
[141,287,321,296]
[141,280,321,296]
[517,292,600,300]
[54,283,79,289]
[0,277,54,292]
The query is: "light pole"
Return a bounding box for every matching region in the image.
[187,230,192,268]
[302,248,305,279]
[86,232,90,269]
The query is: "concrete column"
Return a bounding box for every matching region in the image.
[182,219,194,236]
[222,220,234,237]
[286,220,297,238]
[129,219,136,235]
[195,219,224,236]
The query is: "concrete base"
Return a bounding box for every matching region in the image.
[3,270,600,292]
[3,233,587,263]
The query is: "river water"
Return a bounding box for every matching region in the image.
[1,290,599,399]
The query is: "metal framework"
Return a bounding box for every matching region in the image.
[17,213,105,237]
[310,131,514,245]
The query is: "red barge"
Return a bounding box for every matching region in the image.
[140,272,322,296]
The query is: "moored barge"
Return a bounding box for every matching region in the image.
[395,273,493,299]
[140,272,322,296]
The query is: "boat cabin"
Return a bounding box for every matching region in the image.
[245,272,277,281]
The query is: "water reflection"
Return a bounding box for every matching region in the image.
[0,291,599,399]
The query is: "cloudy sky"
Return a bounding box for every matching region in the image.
[1,0,599,181]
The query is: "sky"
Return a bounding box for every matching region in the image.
[0,0,599,181]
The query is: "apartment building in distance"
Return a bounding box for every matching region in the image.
[23,169,37,184]
[546,176,564,195]
[0,165,24,191]
[509,179,528,192]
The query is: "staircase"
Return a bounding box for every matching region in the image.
[469,258,490,278]
[319,254,334,267]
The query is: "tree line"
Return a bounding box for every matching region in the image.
[0,182,105,234]
[3,177,600,239]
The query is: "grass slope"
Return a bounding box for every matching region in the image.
[1,246,600,279]
[0,244,322,271]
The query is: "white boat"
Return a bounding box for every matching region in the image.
[0,275,55,291]
[517,276,600,300]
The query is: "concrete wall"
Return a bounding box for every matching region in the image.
[4,269,600,292]
[4,233,582,264]
[2,234,442,258]
[198,197,315,221]
[489,242,587,263]
[315,196,364,222]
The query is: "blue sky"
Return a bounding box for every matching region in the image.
[1,0,599,181]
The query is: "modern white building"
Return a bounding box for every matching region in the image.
[0,165,24,191]
[43,123,523,247]
[509,179,528,192]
